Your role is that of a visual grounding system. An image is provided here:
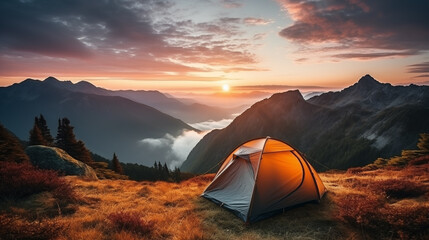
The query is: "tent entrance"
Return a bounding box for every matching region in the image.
[202,157,255,221]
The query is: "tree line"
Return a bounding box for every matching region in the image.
[28,114,123,175]
[27,114,190,182]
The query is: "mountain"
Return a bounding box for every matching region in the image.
[182,75,429,173]
[0,78,195,166]
[38,77,240,123]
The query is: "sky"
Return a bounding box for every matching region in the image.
[1,0,428,94]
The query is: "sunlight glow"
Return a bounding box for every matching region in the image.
[222,84,230,92]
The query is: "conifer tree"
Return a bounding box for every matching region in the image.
[162,162,170,180]
[71,140,93,164]
[29,124,47,146]
[157,161,163,179]
[55,118,93,163]
[172,167,181,182]
[112,153,123,174]
[55,118,66,150]
[35,114,54,146]
[0,124,30,163]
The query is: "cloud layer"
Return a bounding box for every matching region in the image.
[139,130,207,169]
[407,62,429,79]
[189,119,234,131]
[0,0,268,79]
[277,0,429,60]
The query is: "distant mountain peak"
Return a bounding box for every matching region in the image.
[357,74,380,86]
[271,90,304,102]
[76,80,96,88]
[44,76,59,82]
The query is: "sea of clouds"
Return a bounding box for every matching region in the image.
[139,118,234,169]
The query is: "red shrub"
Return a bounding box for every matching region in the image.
[370,179,427,199]
[336,177,429,239]
[108,211,154,235]
[336,193,384,226]
[380,204,429,239]
[0,213,65,240]
[408,155,429,166]
[0,162,74,200]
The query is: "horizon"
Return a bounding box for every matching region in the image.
[1,0,428,94]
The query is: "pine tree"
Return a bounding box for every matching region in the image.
[35,114,54,146]
[29,124,47,146]
[162,163,170,180]
[157,161,163,180]
[55,118,93,163]
[112,153,123,174]
[0,124,30,163]
[172,167,181,182]
[71,140,93,164]
[55,118,66,150]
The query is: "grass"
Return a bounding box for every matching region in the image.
[1,162,428,240]
[325,162,429,239]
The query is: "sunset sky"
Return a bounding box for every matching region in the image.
[1,0,428,94]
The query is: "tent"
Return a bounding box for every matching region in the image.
[202,137,326,223]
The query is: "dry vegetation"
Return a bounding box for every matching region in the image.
[1,161,428,240]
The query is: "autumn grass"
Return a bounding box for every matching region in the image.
[1,162,428,240]
[325,163,429,239]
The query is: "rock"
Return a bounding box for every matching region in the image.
[25,145,98,180]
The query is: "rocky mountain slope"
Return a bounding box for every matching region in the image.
[182,75,429,173]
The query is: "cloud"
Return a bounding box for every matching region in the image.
[243,18,273,25]
[407,62,429,73]
[189,119,233,131]
[139,130,208,169]
[407,62,429,79]
[234,84,330,91]
[139,118,237,168]
[277,0,429,60]
[170,131,206,169]
[139,134,174,149]
[331,51,417,60]
[414,75,429,79]
[0,0,263,79]
[221,0,242,8]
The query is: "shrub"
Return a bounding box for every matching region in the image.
[380,204,429,239]
[336,193,383,226]
[108,211,154,235]
[0,213,65,240]
[371,179,427,199]
[408,155,429,166]
[336,177,429,239]
[0,162,75,200]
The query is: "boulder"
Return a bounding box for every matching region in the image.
[26,145,98,180]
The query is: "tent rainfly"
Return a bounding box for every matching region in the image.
[202,137,326,223]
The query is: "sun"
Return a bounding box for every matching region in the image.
[222,84,230,92]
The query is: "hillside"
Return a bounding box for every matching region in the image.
[0,78,195,166]
[182,75,429,173]
[1,162,427,240]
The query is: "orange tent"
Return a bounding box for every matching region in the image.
[202,137,326,223]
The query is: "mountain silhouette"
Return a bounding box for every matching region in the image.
[30,77,240,123]
[182,75,429,173]
[0,78,195,165]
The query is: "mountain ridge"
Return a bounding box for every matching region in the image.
[0,79,196,166]
[182,75,429,173]
[13,76,241,123]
